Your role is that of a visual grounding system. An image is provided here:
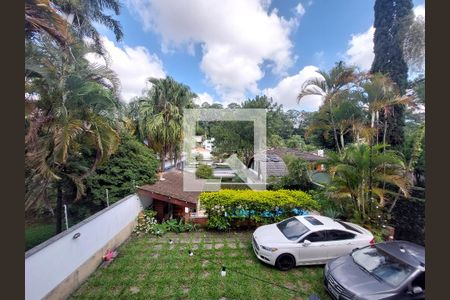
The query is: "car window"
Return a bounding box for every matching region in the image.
[412,272,425,290]
[300,231,327,243]
[327,230,355,241]
[276,217,310,241]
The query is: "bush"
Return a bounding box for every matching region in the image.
[196,164,213,179]
[200,189,319,230]
[86,133,159,205]
[133,210,200,236]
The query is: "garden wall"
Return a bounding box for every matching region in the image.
[25,193,151,300]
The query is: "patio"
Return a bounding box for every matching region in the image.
[70,231,331,299]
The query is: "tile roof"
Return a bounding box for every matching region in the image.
[138,170,200,204]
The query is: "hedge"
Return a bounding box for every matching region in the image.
[200,189,320,230]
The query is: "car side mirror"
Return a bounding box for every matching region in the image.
[303,240,311,246]
[412,286,423,294]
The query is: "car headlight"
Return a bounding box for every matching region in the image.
[261,245,278,252]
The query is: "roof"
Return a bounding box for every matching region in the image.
[267,148,326,162]
[138,170,200,204]
[375,241,425,268]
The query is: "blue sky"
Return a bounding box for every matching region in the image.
[93,0,425,111]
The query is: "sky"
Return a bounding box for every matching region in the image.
[90,0,425,111]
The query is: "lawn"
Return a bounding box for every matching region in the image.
[25,223,55,251]
[71,231,331,300]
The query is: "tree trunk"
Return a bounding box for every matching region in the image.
[340,132,345,149]
[55,182,63,234]
[329,100,341,154]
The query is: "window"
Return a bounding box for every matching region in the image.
[327,230,355,241]
[301,231,327,243]
[277,217,310,241]
[412,272,425,290]
[303,216,324,225]
[334,220,363,234]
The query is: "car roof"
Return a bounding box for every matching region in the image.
[295,215,346,231]
[375,241,425,268]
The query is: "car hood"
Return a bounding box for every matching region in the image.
[253,224,291,245]
[327,255,396,296]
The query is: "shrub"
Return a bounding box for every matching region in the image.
[133,210,158,235]
[86,133,159,206]
[196,164,214,179]
[200,189,319,230]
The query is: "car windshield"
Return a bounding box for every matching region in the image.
[276,217,310,241]
[352,246,415,286]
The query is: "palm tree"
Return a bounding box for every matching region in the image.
[297,61,356,153]
[138,77,196,173]
[25,0,123,54]
[325,143,411,221]
[25,39,121,233]
[361,73,413,147]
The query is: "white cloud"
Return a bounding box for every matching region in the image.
[126,0,297,99]
[194,92,214,106]
[345,26,375,71]
[85,36,166,102]
[414,4,425,19]
[295,3,306,16]
[263,65,324,111]
[345,5,425,71]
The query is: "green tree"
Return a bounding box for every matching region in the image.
[196,165,214,179]
[297,61,356,153]
[268,134,285,148]
[371,0,414,148]
[275,155,313,191]
[138,77,196,171]
[325,143,411,221]
[25,39,121,233]
[26,0,123,55]
[285,135,306,149]
[86,133,159,205]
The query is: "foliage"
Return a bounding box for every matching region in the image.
[297,61,357,153]
[86,133,159,205]
[138,77,197,171]
[272,155,313,191]
[25,38,121,232]
[200,189,319,230]
[371,0,415,149]
[268,134,285,148]
[25,223,55,251]
[325,143,411,221]
[195,164,214,179]
[133,210,158,235]
[25,0,123,55]
[391,198,425,246]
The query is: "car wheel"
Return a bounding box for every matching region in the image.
[275,254,295,271]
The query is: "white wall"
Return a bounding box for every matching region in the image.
[25,194,149,300]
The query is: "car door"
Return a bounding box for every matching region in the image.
[296,230,328,264]
[325,230,357,259]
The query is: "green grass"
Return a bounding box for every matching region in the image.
[25,223,55,251]
[71,231,331,300]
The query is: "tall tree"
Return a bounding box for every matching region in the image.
[371,0,414,148]
[25,39,121,233]
[297,61,356,153]
[25,0,123,55]
[138,77,196,172]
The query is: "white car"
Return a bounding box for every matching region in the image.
[252,215,374,270]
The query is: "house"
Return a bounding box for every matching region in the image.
[137,170,206,223]
[247,148,327,180]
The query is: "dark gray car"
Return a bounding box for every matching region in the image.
[324,241,425,300]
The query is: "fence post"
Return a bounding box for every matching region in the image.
[63,204,69,230]
[106,189,109,207]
